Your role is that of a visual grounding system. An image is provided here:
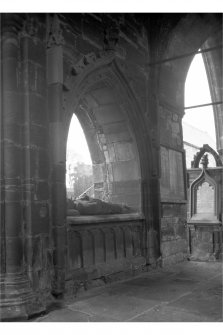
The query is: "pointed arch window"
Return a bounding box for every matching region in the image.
[66,114,93,199]
[183,51,217,168]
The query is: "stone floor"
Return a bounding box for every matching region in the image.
[33,261,222,322]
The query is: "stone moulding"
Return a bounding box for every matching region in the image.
[0,273,45,321]
[67,212,144,225]
[66,213,146,284]
[64,50,115,93]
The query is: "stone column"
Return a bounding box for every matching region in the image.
[19,15,51,311]
[47,14,67,295]
[143,63,161,265]
[0,14,40,321]
[0,13,5,278]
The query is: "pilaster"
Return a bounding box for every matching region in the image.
[47,14,67,295]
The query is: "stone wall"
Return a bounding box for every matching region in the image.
[159,105,188,265]
[0,13,222,320]
[161,203,188,266]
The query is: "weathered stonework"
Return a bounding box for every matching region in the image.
[187,148,223,261]
[0,13,222,320]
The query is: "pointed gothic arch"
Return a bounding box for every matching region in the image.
[158,14,222,155]
[63,51,154,215]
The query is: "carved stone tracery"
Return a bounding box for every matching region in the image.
[189,165,219,223]
[191,144,222,168]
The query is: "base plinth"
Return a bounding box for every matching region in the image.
[0,273,45,321]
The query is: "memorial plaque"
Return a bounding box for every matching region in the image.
[160,146,185,201]
[196,182,214,214]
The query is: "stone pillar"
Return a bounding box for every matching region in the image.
[0,14,41,321]
[47,14,67,295]
[143,62,161,265]
[0,13,5,279]
[19,15,51,311]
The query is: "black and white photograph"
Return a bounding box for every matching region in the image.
[0,0,222,328]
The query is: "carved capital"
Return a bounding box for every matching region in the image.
[47,14,64,48]
[19,15,39,39]
[103,20,120,51]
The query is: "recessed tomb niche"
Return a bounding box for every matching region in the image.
[65,70,142,217]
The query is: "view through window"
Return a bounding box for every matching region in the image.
[183,51,216,168]
[66,114,93,199]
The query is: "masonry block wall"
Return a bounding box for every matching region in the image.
[0,13,222,320]
[159,106,188,265]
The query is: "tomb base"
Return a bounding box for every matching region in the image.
[187,223,222,262]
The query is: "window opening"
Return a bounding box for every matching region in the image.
[183,51,217,168]
[66,114,93,200]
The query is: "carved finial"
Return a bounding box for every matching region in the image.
[103,21,120,51]
[201,154,209,169]
[20,16,38,38]
[47,14,64,48]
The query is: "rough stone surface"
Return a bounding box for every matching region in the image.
[0,13,222,321]
[32,261,222,322]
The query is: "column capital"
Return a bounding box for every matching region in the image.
[19,15,39,40]
[46,14,64,49]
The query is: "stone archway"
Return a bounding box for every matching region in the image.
[60,53,160,286]
[64,52,157,222]
[65,58,143,212]
[47,50,160,292]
